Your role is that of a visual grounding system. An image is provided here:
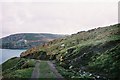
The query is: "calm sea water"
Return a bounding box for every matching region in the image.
[0,49,26,64]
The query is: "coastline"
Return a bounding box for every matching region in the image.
[0,49,26,64]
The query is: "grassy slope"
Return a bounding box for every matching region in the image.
[2,58,57,79]
[21,24,120,57]
[6,24,120,79]
[88,44,120,78]
[2,57,36,78]
[21,24,120,78]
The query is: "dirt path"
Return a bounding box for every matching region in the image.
[47,61,63,78]
[31,60,40,79]
[31,60,63,79]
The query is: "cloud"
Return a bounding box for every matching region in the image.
[1,2,118,38]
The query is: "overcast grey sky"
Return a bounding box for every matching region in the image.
[0,0,118,38]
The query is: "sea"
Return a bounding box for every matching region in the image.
[0,49,26,64]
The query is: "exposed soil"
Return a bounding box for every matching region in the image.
[31,60,40,79]
[47,61,63,78]
[31,60,63,79]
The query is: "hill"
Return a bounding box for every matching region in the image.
[20,24,120,79]
[0,33,65,49]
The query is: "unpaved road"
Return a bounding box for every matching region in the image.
[31,60,63,79]
[47,61,63,78]
[31,60,40,79]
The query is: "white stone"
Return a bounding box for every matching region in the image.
[61,44,65,47]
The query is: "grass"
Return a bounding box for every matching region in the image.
[39,61,56,79]
[2,24,119,79]
[21,59,36,68]
[56,65,75,78]
[3,68,33,78]
[2,57,36,78]
[88,44,120,79]
[2,57,21,71]
[56,64,93,79]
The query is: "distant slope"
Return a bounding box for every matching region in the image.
[20,24,120,79]
[0,33,65,49]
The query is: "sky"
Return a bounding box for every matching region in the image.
[0,0,119,38]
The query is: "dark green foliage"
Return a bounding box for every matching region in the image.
[37,51,48,60]
[88,44,120,79]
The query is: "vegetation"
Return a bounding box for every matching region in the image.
[3,68,33,78]
[88,44,120,79]
[0,33,65,49]
[20,24,120,79]
[2,57,36,78]
[39,61,56,78]
[2,24,120,79]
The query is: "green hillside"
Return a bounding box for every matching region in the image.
[2,57,36,78]
[20,24,120,79]
[0,33,64,49]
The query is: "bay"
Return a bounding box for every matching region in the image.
[0,49,26,64]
